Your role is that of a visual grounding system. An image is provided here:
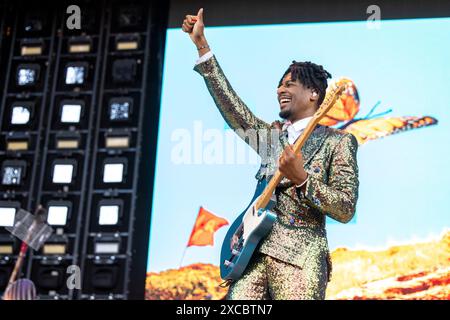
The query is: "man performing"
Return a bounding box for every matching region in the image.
[182,9,359,300]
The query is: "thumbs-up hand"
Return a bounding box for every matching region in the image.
[182,8,206,45]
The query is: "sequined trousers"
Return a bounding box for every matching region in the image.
[227,251,329,300]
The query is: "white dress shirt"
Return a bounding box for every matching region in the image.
[283,117,313,145]
[195,51,214,65]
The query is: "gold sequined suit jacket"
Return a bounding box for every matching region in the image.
[194,55,359,279]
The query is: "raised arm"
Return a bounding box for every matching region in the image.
[182,9,269,135]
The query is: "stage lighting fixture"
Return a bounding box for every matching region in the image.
[56,139,79,149]
[10,102,33,125]
[94,242,120,254]
[94,236,121,255]
[0,243,14,255]
[1,160,26,186]
[98,200,123,226]
[109,97,132,121]
[60,100,83,124]
[6,134,30,151]
[117,6,143,29]
[75,7,98,33]
[47,201,72,226]
[102,158,127,183]
[20,39,44,56]
[36,267,64,290]
[105,131,130,149]
[68,37,92,53]
[42,243,67,255]
[91,264,118,289]
[11,107,30,125]
[23,13,44,32]
[11,107,30,124]
[116,34,139,51]
[7,141,29,151]
[17,64,40,86]
[55,133,81,149]
[51,160,76,184]
[0,207,16,227]
[112,59,137,84]
[64,62,88,85]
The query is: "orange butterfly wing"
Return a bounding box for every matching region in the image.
[319,78,360,126]
[318,78,438,144]
[343,116,438,145]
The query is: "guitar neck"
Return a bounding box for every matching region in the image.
[253,81,345,211]
[254,117,320,210]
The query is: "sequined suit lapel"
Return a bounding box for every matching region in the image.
[301,125,330,167]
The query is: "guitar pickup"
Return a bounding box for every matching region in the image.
[267,194,277,210]
[231,249,240,256]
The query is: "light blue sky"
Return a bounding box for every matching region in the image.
[147,18,450,272]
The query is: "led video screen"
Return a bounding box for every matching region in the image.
[146,17,450,300]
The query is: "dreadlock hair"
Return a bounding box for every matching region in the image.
[278,61,332,106]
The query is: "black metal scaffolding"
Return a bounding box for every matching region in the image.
[0,0,168,299]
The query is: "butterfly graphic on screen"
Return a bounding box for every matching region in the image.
[320,78,438,145]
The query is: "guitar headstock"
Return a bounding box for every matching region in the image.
[313,78,347,121]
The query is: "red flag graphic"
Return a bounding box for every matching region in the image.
[187,207,229,247]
